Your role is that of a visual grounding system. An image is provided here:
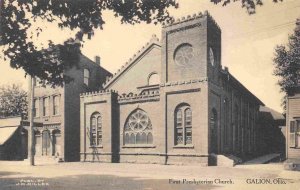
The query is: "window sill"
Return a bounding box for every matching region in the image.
[173,145,194,149]
[89,145,103,148]
[52,114,61,117]
[122,145,156,148]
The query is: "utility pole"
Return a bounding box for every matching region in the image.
[28,75,35,166]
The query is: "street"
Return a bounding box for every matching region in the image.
[0,161,300,190]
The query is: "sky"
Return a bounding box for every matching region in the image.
[0,0,300,112]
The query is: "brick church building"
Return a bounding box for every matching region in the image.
[24,11,284,165]
[79,11,275,165]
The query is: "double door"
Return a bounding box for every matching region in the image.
[42,130,51,156]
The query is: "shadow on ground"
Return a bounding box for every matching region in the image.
[0,172,24,177]
[0,174,220,190]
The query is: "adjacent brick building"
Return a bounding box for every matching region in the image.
[27,55,111,162]
[79,12,282,165]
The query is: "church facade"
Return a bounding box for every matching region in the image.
[80,12,266,165]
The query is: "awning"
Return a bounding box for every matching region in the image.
[0,117,22,145]
[0,117,22,127]
[0,126,19,145]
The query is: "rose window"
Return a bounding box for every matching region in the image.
[174,44,194,67]
[124,109,153,145]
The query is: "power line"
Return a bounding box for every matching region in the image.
[237,21,295,37]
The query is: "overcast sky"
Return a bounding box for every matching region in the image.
[0,0,299,112]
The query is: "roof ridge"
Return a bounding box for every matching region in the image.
[102,34,160,89]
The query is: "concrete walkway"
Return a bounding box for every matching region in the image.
[242,153,281,165]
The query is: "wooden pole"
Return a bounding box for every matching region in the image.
[28,75,35,166]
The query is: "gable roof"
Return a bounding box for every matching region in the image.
[102,34,161,89]
[79,54,112,75]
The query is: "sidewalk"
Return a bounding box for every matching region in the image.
[1,161,300,190]
[242,153,281,165]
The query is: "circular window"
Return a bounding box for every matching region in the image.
[174,44,194,67]
[124,109,153,145]
[126,109,152,131]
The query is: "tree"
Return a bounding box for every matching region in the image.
[0,0,284,87]
[0,83,28,118]
[211,0,283,14]
[0,0,178,87]
[273,19,300,110]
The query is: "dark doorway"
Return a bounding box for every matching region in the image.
[52,129,61,157]
[210,109,218,154]
[21,128,28,159]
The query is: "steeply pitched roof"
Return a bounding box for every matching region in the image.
[102,34,161,89]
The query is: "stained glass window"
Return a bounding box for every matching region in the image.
[175,105,192,145]
[174,44,194,67]
[90,113,102,146]
[124,109,153,145]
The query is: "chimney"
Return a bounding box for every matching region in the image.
[95,56,100,66]
[296,19,300,33]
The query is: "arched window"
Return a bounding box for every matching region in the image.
[124,109,153,145]
[84,69,90,86]
[175,104,192,145]
[147,133,153,144]
[90,112,102,146]
[148,72,160,85]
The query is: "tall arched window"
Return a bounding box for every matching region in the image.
[124,109,153,145]
[148,72,160,85]
[90,112,102,146]
[175,104,192,145]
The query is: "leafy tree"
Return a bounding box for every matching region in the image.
[273,19,300,110]
[0,0,284,87]
[0,83,28,118]
[0,0,178,87]
[211,0,283,14]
